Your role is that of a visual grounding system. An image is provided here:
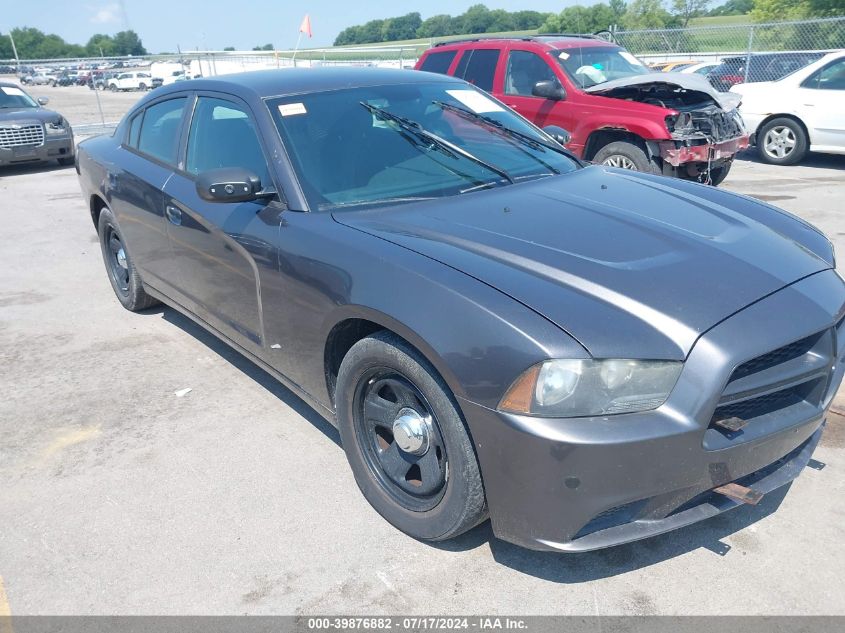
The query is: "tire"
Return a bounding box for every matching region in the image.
[758,117,808,166]
[110,83,118,92]
[335,331,487,541]
[593,140,660,174]
[97,206,159,312]
[138,82,147,91]
[57,155,75,167]
[707,159,733,186]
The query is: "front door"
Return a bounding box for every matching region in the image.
[798,57,845,150]
[499,48,577,140]
[162,94,282,352]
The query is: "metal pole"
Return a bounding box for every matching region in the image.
[744,26,754,83]
[8,29,20,76]
[292,31,303,67]
[92,78,106,127]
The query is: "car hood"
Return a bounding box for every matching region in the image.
[333,167,832,360]
[585,72,741,110]
[0,107,62,124]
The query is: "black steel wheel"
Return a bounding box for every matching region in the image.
[97,206,159,312]
[354,371,448,511]
[336,331,487,541]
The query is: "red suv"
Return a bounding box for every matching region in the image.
[415,35,749,185]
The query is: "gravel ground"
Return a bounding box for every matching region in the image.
[1,84,844,616]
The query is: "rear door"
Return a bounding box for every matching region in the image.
[797,57,845,150]
[452,47,502,95]
[111,96,188,296]
[162,93,282,352]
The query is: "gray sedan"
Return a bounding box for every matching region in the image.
[75,68,845,551]
[0,82,74,167]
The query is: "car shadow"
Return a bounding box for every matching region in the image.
[0,161,73,177]
[736,148,845,170]
[146,304,341,448]
[142,304,792,581]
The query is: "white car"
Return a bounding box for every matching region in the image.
[680,61,719,76]
[107,72,152,92]
[732,51,845,165]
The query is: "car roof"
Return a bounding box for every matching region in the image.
[151,67,465,100]
[433,35,616,51]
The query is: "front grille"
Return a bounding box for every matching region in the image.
[705,329,834,447]
[0,124,45,148]
[730,334,817,381]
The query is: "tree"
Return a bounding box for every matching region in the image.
[381,13,422,41]
[610,0,628,22]
[751,0,845,20]
[112,30,147,56]
[671,0,713,26]
[86,34,116,57]
[622,0,676,29]
[252,43,274,51]
[708,0,753,15]
[540,4,620,33]
[461,4,495,33]
[223,46,236,51]
[416,14,454,38]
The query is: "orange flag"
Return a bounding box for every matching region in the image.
[299,14,312,38]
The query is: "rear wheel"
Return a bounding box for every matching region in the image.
[707,159,733,186]
[138,82,147,91]
[594,141,660,174]
[110,83,118,92]
[97,206,159,312]
[335,332,487,541]
[758,117,808,166]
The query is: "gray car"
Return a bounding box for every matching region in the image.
[0,82,74,167]
[75,68,845,552]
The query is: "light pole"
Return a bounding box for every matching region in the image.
[7,28,20,76]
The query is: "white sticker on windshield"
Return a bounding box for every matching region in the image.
[278,102,307,116]
[618,51,644,67]
[445,89,504,114]
[1,86,26,97]
[558,51,570,60]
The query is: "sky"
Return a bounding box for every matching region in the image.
[0,1,594,53]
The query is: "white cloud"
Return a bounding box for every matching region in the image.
[90,3,121,24]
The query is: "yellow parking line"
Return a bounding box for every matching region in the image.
[0,574,12,633]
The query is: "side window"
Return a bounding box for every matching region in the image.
[419,50,456,75]
[505,50,557,96]
[459,49,500,93]
[185,97,271,188]
[136,97,187,164]
[803,59,845,91]
[127,111,143,148]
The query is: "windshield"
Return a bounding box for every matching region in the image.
[556,46,650,89]
[0,85,38,109]
[268,82,579,211]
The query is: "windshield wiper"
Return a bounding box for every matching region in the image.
[359,102,514,185]
[433,101,580,164]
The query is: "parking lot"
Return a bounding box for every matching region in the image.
[1,85,845,615]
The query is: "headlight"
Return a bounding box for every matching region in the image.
[499,359,682,417]
[45,118,67,134]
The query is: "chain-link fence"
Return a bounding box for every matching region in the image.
[611,16,844,84]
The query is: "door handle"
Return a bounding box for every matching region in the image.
[165,204,182,226]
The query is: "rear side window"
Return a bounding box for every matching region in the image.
[420,50,456,75]
[457,49,500,92]
[127,112,143,148]
[137,97,187,165]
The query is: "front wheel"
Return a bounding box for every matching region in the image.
[758,117,808,165]
[593,141,661,174]
[335,332,487,541]
[110,83,118,92]
[138,82,147,91]
[97,206,160,312]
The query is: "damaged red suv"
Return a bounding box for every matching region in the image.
[415,35,749,185]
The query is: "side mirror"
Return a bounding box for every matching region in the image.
[37,97,49,106]
[196,167,264,203]
[543,125,571,146]
[532,80,566,101]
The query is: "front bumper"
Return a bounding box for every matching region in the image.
[460,269,845,551]
[0,133,74,166]
[658,135,749,167]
